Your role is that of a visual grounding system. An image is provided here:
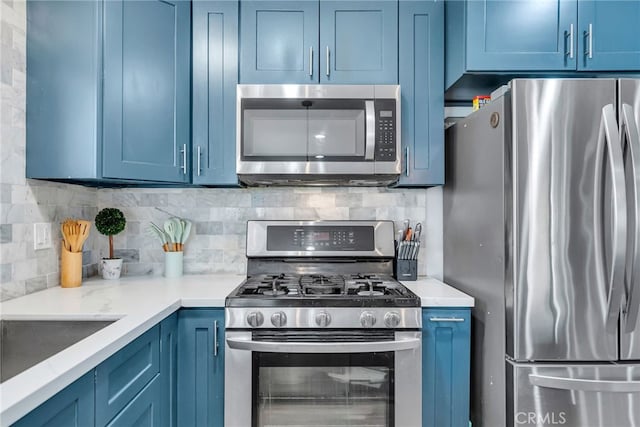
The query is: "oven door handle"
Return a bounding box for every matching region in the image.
[226,337,421,353]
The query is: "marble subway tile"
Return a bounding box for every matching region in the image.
[0,280,25,301]
[0,223,11,243]
[114,249,140,263]
[0,262,10,282]
[25,276,46,293]
[195,221,223,235]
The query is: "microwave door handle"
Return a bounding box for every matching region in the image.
[226,337,420,353]
[365,100,375,160]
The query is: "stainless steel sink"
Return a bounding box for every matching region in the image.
[0,320,115,383]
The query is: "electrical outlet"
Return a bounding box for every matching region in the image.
[34,223,52,250]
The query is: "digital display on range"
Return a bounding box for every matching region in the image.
[266,226,375,251]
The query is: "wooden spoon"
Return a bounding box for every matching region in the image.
[76,220,91,252]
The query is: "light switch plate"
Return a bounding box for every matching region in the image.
[34,223,52,250]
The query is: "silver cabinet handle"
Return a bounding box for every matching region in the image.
[180,143,187,175]
[530,374,640,393]
[566,24,574,59]
[621,104,640,332]
[196,145,201,177]
[214,320,218,356]
[364,100,375,160]
[585,23,593,59]
[326,46,330,77]
[405,147,410,177]
[429,317,465,322]
[226,337,421,353]
[594,104,627,333]
[309,46,313,77]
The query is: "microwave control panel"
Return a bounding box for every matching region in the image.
[375,99,397,161]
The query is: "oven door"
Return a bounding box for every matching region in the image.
[224,330,421,427]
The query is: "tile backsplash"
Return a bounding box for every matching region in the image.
[0,0,443,302]
[98,187,439,278]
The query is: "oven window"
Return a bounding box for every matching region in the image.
[253,352,394,427]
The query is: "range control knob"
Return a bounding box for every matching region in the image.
[315,311,332,327]
[246,311,264,328]
[271,311,287,328]
[384,311,401,328]
[360,311,377,328]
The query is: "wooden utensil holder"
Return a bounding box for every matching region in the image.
[61,246,82,288]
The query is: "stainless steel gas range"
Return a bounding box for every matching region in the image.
[224,220,422,427]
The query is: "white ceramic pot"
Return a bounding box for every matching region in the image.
[101,258,123,280]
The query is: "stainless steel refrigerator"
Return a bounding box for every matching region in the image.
[444,79,640,427]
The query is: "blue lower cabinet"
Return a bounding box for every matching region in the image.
[12,371,95,427]
[95,326,160,426]
[422,308,471,427]
[178,309,225,427]
[160,313,179,427]
[105,375,162,427]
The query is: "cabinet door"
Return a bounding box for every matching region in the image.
[178,309,225,427]
[95,326,160,426]
[320,0,398,84]
[398,0,444,186]
[578,0,640,71]
[105,375,162,427]
[160,313,179,427]
[103,0,190,182]
[13,371,95,427]
[193,1,239,185]
[422,308,471,427]
[240,1,319,83]
[466,0,577,71]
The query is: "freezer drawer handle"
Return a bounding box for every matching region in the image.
[621,103,640,332]
[226,337,420,353]
[529,373,640,393]
[594,104,627,333]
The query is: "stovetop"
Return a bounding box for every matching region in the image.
[226,273,420,307]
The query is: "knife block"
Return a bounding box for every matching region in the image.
[61,246,82,288]
[394,259,417,281]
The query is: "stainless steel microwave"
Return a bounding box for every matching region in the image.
[236,85,401,186]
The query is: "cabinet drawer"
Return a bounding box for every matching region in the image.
[105,374,161,427]
[12,371,95,427]
[96,325,160,426]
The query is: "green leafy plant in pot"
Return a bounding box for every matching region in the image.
[95,208,126,280]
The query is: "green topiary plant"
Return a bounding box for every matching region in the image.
[95,208,126,259]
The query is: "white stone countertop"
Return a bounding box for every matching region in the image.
[0,274,472,426]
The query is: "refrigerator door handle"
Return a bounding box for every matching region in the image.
[621,103,640,332]
[594,104,628,333]
[530,373,640,393]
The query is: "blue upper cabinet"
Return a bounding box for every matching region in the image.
[398,0,443,186]
[193,1,240,185]
[103,0,191,183]
[320,1,398,84]
[177,309,225,427]
[465,0,576,72]
[577,1,640,71]
[12,371,95,427]
[446,0,640,90]
[240,1,319,83]
[240,0,397,84]
[26,0,190,184]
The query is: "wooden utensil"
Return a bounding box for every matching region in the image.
[76,220,91,252]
